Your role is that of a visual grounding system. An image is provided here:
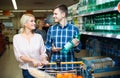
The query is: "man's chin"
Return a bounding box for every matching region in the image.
[54,21,59,23]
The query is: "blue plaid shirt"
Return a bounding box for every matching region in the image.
[45,23,81,71]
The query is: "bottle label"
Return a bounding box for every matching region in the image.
[64,41,74,50]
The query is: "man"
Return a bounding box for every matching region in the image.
[45,4,81,71]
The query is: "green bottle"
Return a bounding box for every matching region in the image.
[60,32,81,54]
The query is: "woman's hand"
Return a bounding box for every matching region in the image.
[40,55,49,66]
[32,59,42,67]
[41,60,49,65]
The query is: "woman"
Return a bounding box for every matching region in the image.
[34,19,47,42]
[13,13,48,78]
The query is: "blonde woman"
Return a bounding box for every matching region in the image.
[13,14,48,78]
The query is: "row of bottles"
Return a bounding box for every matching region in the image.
[86,38,101,57]
[85,37,120,65]
[68,0,120,34]
[81,35,120,78]
[101,38,120,57]
[83,12,120,33]
[77,0,119,14]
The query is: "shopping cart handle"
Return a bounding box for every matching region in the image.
[49,61,84,65]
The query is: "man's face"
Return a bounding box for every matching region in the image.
[53,8,64,23]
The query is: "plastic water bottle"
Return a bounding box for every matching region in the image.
[60,32,81,54]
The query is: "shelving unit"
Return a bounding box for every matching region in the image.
[68,0,120,78]
[68,1,120,37]
[81,31,120,39]
[78,6,118,17]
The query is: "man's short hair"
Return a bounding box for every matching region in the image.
[54,4,68,17]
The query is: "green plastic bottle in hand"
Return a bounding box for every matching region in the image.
[60,32,81,54]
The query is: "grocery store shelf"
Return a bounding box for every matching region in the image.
[79,7,117,17]
[81,31,120,39]
[95,7,117,14]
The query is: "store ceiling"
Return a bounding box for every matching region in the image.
[0,0,79,18]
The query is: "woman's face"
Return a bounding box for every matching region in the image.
[39,20,44,27]
[25,17,36,30]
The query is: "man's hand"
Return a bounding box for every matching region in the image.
[72,38,80,47]
[52,45,61,52]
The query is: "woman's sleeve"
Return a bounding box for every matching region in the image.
[39,35,48,57]
[13,35,24,63]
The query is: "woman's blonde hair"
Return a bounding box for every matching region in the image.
[19,13,35,33]
[36,19,40,26]
[36,19,44,26]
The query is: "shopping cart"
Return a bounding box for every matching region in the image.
[29,61,84,78]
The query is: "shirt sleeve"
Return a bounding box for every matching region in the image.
[13,35,24,63]
[39,35,48,57]
[73,43,82,52]
[73,26,82,52]
[45,27,52,52]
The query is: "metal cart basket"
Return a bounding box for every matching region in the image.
[29,61,84,78]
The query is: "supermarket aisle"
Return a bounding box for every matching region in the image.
[0,44,23,78]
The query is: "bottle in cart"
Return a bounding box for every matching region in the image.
[60,32,81,54]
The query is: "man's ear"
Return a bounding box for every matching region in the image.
[62,12,66,18]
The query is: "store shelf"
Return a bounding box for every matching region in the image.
[78,7,118,17]
[95,7,117,14]
[81,31,120,39]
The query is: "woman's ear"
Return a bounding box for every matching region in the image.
[24,23,27,27]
